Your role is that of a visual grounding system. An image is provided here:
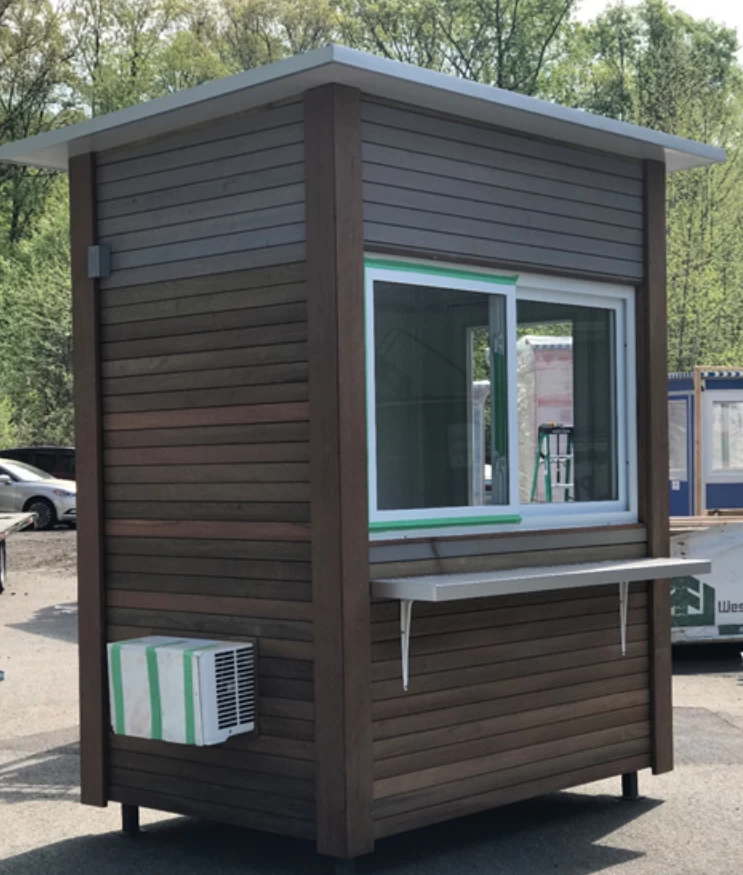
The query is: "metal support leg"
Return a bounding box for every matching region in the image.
[121,804,140,837]
[622,772,639,800]
[333,859,356,875]
[619,581,630,656]
[400,599,414,691]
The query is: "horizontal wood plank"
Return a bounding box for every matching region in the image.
[109,785,314,840]
[103,382,308,413]
[372,655,649,721]
[104,464,310,485]
[374,688,650,762]
[105,571,312,601]
[101,321,307,361]
[101,343,307,380]
[102,301,307,344]
[371,590,646,643]
[107,590,313,621]
[105,501,311,523]
[373,752,650,838]
[102,243,306,290]
[373,672,649,740]
[105,535,311,561]
[373,736,650,818]
[369,542,647,579]
[110,749,314,799]
[107,624,313,662]
[110,733,313,773]
[103,402,309,432]
[109,766,314,821]
[374,721,649,800]
[103,362,308,398]
[372,637,648,702]
[106,554,311,581]
[361,100,642,181]
[104,519,310,540]
[372,621,648,683]
[371,606,647,663]
[106,606,312,642]
[369,525,647,564]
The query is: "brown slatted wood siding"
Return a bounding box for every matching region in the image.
[368,525,652,837]
[97,102,305,289]
[361,100,644,282]
[96,97,313,834]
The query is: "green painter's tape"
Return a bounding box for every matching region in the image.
[364,257,518,286]
[110,643,126,735]
[370,514,522,532]
[145,645,163,740]
[182,643,227,745]
[183,650,196,745]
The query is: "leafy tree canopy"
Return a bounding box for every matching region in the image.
[1,0,743,443]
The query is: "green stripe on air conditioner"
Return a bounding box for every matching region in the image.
[145,639,188,741]
[145,645,163,741]
[109,643,126,735]
[183,649,196,745]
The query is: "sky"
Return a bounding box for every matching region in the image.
[577,0,743,39]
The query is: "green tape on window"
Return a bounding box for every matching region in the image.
[370,515,522,532]
[364,257,518,286]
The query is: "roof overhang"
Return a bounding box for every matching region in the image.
[0,44,726,173]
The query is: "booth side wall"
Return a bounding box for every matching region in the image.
[72,86,670,857]
[77,99,318,840]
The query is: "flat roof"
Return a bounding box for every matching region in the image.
[0,44,726,172]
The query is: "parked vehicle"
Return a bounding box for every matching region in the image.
[0,458,76,530]
[0,446,76,480]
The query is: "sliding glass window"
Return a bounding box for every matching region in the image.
[365,260,635,533]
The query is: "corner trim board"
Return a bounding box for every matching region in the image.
[641,159,673,775]
[70,152,108,807]
[306,84,374,858]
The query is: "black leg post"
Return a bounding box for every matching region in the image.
[622,772,639,800]
[121,804,140,837]
[333,859,356,875]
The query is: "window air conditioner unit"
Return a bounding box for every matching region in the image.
[107,636,256,746]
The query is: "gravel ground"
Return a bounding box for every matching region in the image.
[2,530,743,875]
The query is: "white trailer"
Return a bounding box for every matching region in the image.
[671,517,743,643]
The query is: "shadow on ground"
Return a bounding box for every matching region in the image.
[0,790,659,875]
[7,601,78,644]
[0,742,80,804]
[672,643,741,675]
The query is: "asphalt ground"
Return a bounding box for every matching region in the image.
[2,529,743,875]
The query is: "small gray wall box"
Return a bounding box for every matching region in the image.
[87,245,110,279]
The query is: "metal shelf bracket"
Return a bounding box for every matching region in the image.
[400,599,414,691]
[619,580,630,656]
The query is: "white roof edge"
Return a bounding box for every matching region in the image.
[0,43,726,173]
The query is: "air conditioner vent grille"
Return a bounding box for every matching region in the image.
[214,647,255,731]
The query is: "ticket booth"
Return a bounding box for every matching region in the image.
[0,45,718,870]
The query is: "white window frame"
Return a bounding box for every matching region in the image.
[515,272,637,529]
[703,390,743,482]
[365,261,520,531]
[365,257,638,537]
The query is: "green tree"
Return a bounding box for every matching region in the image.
[342,0,577,93]
[549,0,743,372]
[0,184,74,444]
[0,0,76,242]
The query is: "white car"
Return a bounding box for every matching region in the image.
[0,458,76,530]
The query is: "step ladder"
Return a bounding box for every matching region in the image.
[530,423,574,503]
